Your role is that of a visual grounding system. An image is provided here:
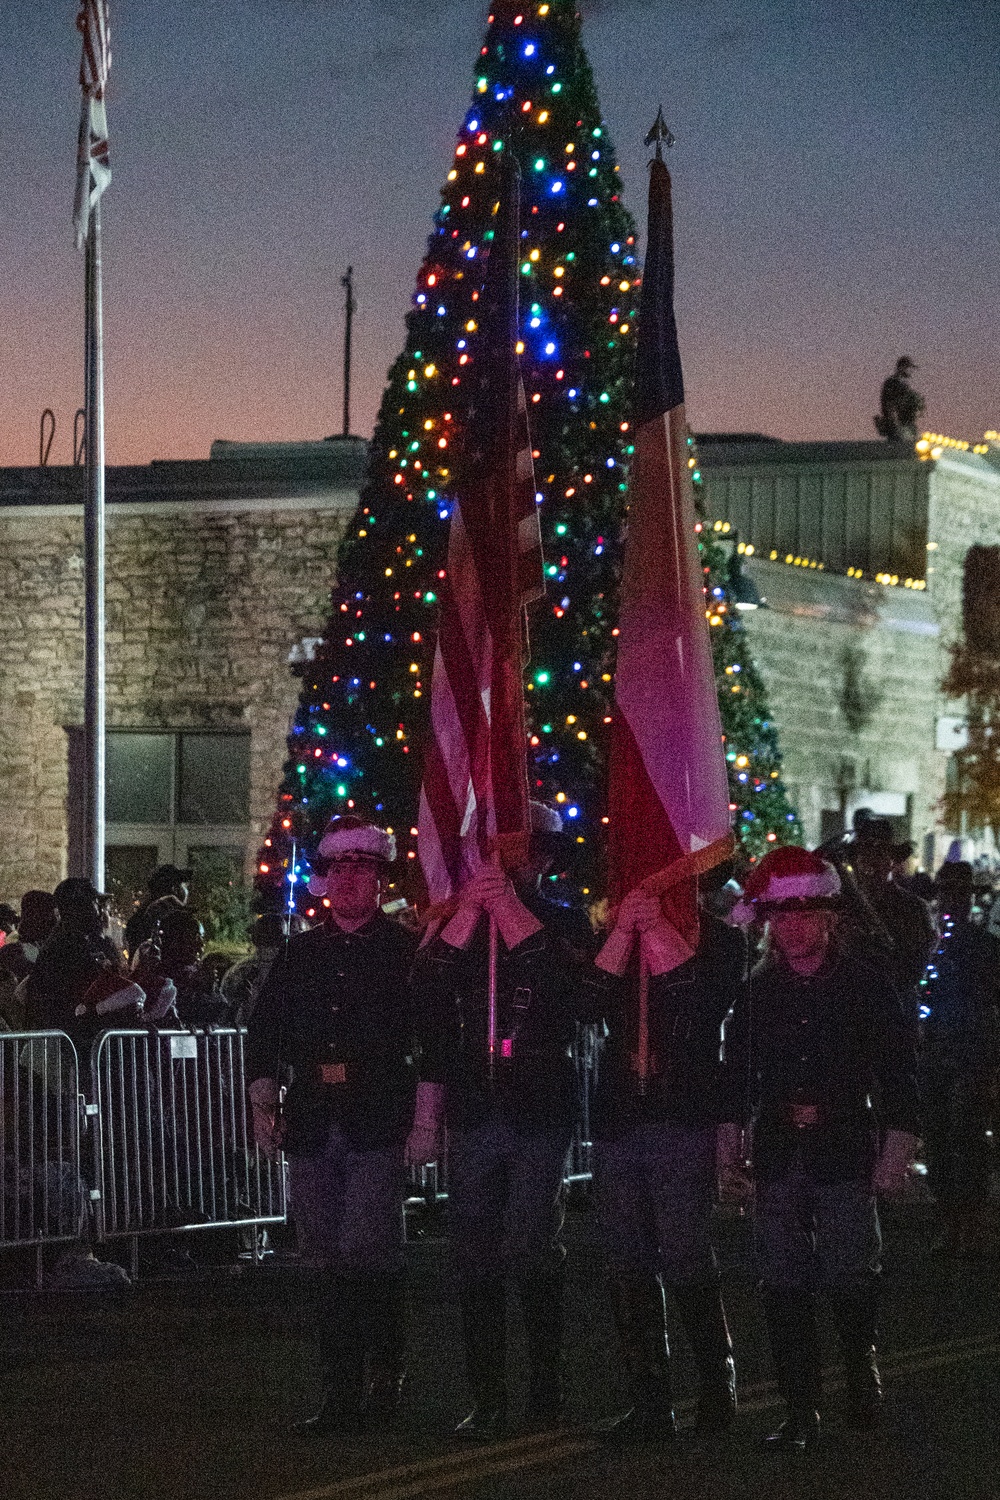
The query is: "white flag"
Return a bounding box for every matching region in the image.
[73,0,112,250]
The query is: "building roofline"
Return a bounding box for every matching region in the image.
[0,437,370,509]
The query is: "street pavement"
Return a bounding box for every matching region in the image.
[2,1197,998,1500]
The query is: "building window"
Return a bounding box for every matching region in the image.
[178,734,251,825]
[107,731,250,828]
[106,734,175,825]
[97,730,252,912]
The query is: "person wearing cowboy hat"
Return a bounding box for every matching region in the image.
[246,815,429,1437]
[846,818,936,1024]
[412,800,601,1440]
[718,844,920,1451]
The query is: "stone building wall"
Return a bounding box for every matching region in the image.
[736,559,944,850]
[0,461,359,902]
[3,435,996,900]
[704,443,1000,860]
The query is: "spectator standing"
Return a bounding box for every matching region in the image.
[921,862,1000,1255]
[27,880,143,1042]
[589,878,745,1442]
[0,891,57,1029]
[719,846,920,1451]
[138,900,230,1032]
[0,903,18,945]
[222,914,298,1026]
[849,819,936,1021]
[246,817,425,1436]
[123,864,192,960]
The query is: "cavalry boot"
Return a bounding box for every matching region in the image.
[363,1272,407,1427]
[453,1275,508,1441]
[761,1291,821,1452]
[672,1281,738,1437]
[294,1273,366,1437]
[598,1274,676,1444]
[829,1283,883,1429]
[518,1265,566,1430]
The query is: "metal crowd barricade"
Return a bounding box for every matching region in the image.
[89,1027,285,1270]
[0,1031,84,1281]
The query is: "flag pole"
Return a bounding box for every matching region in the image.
[341,266,355,437]
[83,199,106,890]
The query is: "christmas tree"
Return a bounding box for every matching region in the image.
[258,0,797,911]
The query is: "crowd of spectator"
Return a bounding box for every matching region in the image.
[0,825,997,1288]
[0,864,304,1047]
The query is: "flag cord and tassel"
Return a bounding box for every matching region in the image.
[635,951,650,1096]
[487,913,499,1086]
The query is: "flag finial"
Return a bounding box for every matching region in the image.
[645,107,675,162]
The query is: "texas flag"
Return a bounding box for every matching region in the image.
[606,154,733,963]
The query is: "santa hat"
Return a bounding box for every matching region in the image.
[730,845,841,925]
[309,816,395,896]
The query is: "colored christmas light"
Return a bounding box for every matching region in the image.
[257,0,798,905]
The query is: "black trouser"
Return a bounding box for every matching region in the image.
[921,1062,993,1219]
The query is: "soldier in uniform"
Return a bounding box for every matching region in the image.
[845,819,936,1025]
[589,871,746,1442]
[412,803,599,1440]
[247,816,432,1436]
[719,845,920,1451]
[920,861,1000,1255]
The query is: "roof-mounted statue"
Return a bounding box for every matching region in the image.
[874,356,925,443]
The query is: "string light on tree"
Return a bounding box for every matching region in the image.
[257,0,638,903]
[257,0,799,903]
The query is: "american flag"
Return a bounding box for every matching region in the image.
[606,154,732,962]
[418,151,544,904]
[73,0,112,249]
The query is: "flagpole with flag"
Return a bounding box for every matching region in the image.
[417,143,544,1075]
[606,114,733,1081]
[73,0,112,890]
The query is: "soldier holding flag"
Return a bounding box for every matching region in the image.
[411,143,600,1438]
[413,804,600,1439]
[590,877,744,1442]
[586,120,741,1444]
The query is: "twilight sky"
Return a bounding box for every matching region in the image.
[3,0,997,468]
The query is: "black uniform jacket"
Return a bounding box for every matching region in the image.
[721,939,920,1184]
[412,893,602,1135]
[246,913,419,1155]
[586,915,747,1139]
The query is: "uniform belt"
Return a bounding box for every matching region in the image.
[780,1102,823,1128]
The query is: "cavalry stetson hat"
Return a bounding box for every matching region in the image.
[308,816,396,896]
